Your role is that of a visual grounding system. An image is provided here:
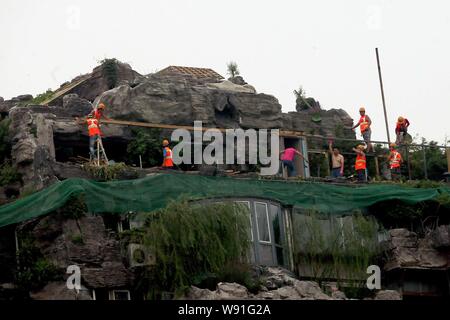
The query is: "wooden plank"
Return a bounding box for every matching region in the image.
[103,119,306,137]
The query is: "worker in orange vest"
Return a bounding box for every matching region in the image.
[395,116,410,145]
[388,143,403,181]
[90,102,111,121]
[75,112,102,160]
[162,139,174,168]
[352,107,373,153]
[352,144,367,182]
[75,114,102,160]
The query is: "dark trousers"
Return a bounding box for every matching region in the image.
[332,168,343,178]
[282,160,296,177]
[357,169,367,182]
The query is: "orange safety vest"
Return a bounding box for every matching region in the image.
[162,146,174,167]
[87,118,100,136]
[355,154,366,170]
[390,151,402,169]
[359,115,370,133]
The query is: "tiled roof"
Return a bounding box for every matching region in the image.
[157,66,224,79]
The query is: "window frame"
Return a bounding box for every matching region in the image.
[254,201,272,244]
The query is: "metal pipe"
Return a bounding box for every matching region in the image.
[376,48,391,143]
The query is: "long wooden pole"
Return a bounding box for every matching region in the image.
[100,119,448,149]
[376,48,391,144]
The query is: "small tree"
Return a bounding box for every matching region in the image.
[294,86,315,111]
[227,61,240,78]
[293,86,306,99]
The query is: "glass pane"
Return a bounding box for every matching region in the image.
[235,201,252,241]
[113,291,130,300]
[270,204,282,245]
[249,243,256,264]
[255,202,270,243]
[259,244,274,266]
[276,246,284,266]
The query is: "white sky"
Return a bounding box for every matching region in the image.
[1,0,449,144]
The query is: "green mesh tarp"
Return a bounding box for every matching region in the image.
[0,173,448,228]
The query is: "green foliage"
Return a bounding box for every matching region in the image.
[0,117,11,163]
[0,161,21,186]
[294,87,318,111]
[70,234,84,245]
[408,140,447,180]
[126,128,162,167]
[31,89,54,105]
[16,236,59,291]
[227,61,240,78]
[84,162,134,181]
[29,126,37,138]
[293,210,381,284]
[100,58,119,89]
[308,153,329,178]
[132,200,251,298]
[293,86,305,100]
[58,195,87,220]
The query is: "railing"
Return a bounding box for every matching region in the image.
[301,133,450,181]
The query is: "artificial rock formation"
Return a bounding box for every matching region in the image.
[2,62,355,194]
[384,228,450,270]
[22,213,133,299]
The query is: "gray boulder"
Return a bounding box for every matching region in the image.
[432,225,450,249]
[374,290,402,300]
[62,93,93,116]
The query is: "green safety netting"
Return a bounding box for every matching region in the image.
[0,173,448,228]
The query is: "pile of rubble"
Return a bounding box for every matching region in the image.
[181,267,402,300]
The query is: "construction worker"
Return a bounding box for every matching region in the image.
[280,146,308,177]
[351,107,373,153]
[91,102,111,121]
[352,144,367,182]
[162,139,174,168]
[328,140,345,178]
[395,116,410,145]
[388,143,403,181]
[74,114,102,160]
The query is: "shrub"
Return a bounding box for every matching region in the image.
[126,128,162,167]
[0,161,21,186]
[0,117,11,162]
[31,89,54,105]
[84,162,134,181]
[15,236,59,292]
[100,58,119,89]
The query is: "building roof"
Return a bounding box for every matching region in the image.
[156,66,224,80]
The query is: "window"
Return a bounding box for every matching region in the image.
[109,290,131,301]
[255,202,271,243]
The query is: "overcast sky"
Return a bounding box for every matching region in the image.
[1,0,449,144]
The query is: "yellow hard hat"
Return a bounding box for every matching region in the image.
[390,143,397,148]
[398,116,404,122]
[162,139,169,146]
[98,103,106,109]
[357,144,366,150]
[359,107,366,112]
